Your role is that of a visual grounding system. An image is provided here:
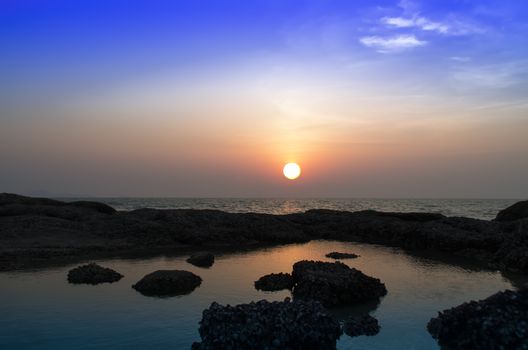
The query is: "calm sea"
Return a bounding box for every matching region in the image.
[60,198,519,220]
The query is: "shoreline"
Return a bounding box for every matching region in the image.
[1,193,527,274]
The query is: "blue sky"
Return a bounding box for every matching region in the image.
[1,0,527,197]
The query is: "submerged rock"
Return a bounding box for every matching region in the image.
[427,288,528,350]
[187,252,215,267]
[343,315,380,337]
[292,260,387,307]
[495,200,528,221]
[132,270,201,296]
[191,298,342,350]
[254,273,294,291]
[67,263,123,284]
[326,251,359,260]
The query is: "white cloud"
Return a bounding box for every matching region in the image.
[382,16,449,34]
[381,15,484,36]
[360,35,427,53]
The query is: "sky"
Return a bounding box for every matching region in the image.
[1,0,527,198]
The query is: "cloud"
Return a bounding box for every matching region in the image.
[381,15,484,36]
[450,56,471,62]
[359,34,426,53]
[451,62,527,89]
[382,16,449,34]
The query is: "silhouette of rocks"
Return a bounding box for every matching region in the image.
[427,288,528,350]
[187,252,215,267]
[343,315,380,337]
[68,201,116,214]
[67,263,123,284]
[326,251,359,259]
[191,298,342,350]
[292,260,387,307]
[254,273,294,291]
[132,270,201,296]
[3,193,528,273]
[496,200,528,221]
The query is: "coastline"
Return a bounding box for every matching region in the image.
[1,193,527,274]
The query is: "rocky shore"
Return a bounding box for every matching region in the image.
[427,287,528,349]
[1,193,528,274]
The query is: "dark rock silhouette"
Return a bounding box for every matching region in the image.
[428,288,528,349]
[67,263,123,284]
[68,201,116,215]
[495,200,528,221]
[343,315,380,337]
[254,273,294,291]
[132,270,201,296]
[187,252,215,268]
[326,251,359,259]
[292,260,387,307]
[191,298,342,350]
[2,193,528,274]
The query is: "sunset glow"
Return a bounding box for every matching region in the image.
[1,0,527,198]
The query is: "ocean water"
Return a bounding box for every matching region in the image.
[1,240,525,350]
[61,198,519,220]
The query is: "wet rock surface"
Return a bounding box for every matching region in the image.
[67,263,123,284]
[343,315,380,337]
[427,288,528,350]
[495,200,528,222]
[132,270,202,296]
[191,298,342,350]
[254,273,294,291]
[187,252,215,267]
[292,260,387,307]
[326,251,359,259]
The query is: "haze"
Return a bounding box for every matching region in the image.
[1,0,527,198]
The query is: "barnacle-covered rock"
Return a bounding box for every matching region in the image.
[132,270,201,296]
[292,260,387,307]
[428,288,528,349]
[67,263,123,285]
[254,273,294,291]
[192,298,342,350]
[325,252,359,260]
[343,315,380,337]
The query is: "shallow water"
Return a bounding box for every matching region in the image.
[0,240,523,349]
[60,197,518,220]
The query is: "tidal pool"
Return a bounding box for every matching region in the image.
[0,240,523,349]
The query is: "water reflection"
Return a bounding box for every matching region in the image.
[0,240,522,349]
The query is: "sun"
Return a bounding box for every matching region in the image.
[283,162,301,180]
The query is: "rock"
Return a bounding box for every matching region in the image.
[132,270,201,296]
[492,219,528,272]
[191,298,342,350]
[68,201,116,214]
[326,252,359,259]
[292,260,387,307]
[427,288,528,350]
[67,263,123,284]
[4,193,528,274]
[495,200,528,221]
[343,315,380,337]
[254,273,294,291]
[187,252,215,267]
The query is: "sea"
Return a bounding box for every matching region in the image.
[60,197,519,220]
